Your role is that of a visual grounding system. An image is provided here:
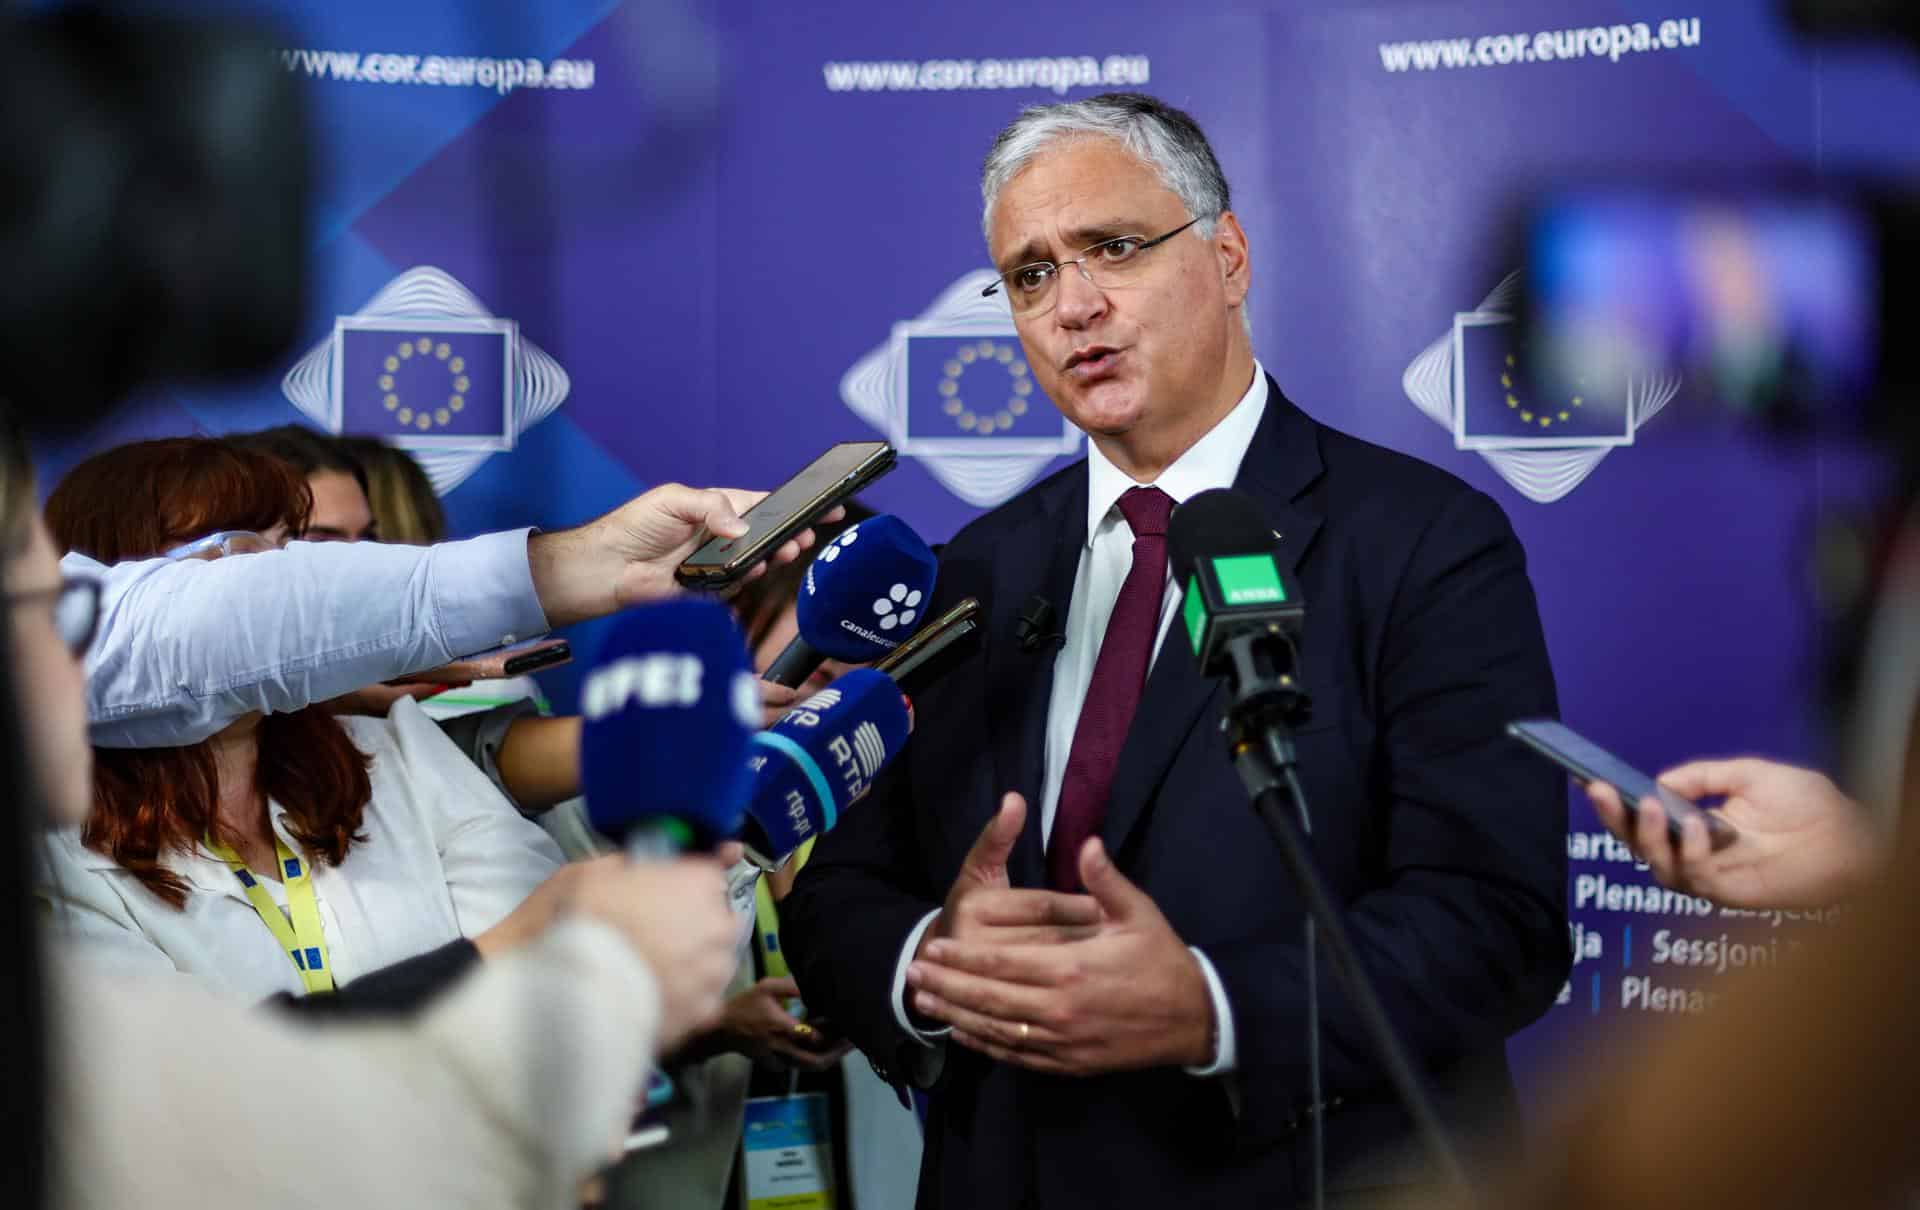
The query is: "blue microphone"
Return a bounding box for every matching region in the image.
[762,514,938,687]
[739,667,913,869]
[579,598,762,854]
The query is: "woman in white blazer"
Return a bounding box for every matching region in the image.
[35,437,562,1002]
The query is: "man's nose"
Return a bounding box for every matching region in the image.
[1051,260,1107,328]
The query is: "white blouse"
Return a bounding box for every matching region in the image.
[37,697,564,1001]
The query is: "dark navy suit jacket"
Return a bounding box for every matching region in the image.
[781,382,1570,1208]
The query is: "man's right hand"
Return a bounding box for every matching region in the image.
[1586,757,1885,910]
[918,792,1101,960]
[527,483,842,626]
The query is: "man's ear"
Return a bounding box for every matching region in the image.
[1213,211,1251,308]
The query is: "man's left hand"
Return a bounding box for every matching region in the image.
[905,837,1214,1075]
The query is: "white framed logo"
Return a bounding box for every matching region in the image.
[282,266,571,495]
[842,272,1082,508]
[1402,272,1680,503]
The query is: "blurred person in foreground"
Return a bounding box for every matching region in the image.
[36,438,564,1001]
[1461,759,1920,1210]
[0,419,740,1208]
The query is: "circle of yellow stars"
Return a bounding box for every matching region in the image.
[1504,352,1583,429]
[378,337,470,432]
[939,339,1033,435]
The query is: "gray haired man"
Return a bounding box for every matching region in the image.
[781,93,1568,1208]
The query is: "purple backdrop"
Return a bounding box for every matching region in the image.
[36,0,1920,1110]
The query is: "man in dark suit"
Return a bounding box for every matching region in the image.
[780,92,1569,1208]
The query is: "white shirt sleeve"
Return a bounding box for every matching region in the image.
[52,916,661,1210]
[891,908,952,1045]
[371,699,565,938]
[78,529,550,749]
[1185,947,1238,1076]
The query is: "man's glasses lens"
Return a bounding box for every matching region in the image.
[985,219,1204,317]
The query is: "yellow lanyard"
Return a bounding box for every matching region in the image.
[754,876,790,980]
[753,836,818,980]
[205,834,336,995]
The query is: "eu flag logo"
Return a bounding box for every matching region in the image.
[284,267,572,496]
[902,336,1060,450]
[335,319,514,449]
[840,269,1083,508]
[1452,315,1630,449]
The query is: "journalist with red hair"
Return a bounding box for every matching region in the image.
[36,437,565,1000]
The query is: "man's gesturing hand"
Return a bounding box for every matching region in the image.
[907,835,1215,1076]
[917,793,1102,958]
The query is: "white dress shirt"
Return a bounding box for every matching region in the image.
[38,696,565,1000]
[894,363,1270,1076]
[74,528,549,749]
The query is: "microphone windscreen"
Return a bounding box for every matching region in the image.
[742,667,912,866]
[579,598,761,849]
[1168,488,1277,584]
[794,514,938,663]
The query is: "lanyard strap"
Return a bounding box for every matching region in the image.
[753,876,790,980]
[205,834,335,995]
[752,835,819,980]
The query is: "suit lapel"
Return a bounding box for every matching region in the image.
[1099,379,1326,864]
[983,472,1086,888]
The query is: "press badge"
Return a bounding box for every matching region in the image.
[743,1092,836,1209]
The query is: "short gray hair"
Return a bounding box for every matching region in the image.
[980,92,1231,242]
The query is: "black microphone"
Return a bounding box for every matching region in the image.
[1013,594,1065,653]
[1166,490,1307,727]
[1167,487,1467,1201]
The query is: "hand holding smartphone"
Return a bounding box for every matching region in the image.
[1507,719,1738,850]
[675,442,896,590]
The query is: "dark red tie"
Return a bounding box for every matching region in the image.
[1047,485,1174,891]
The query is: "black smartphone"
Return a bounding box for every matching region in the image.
[675,441,897,590]
[1507,719,1737,849]
[873,597,981,687]
[398,638,572,685]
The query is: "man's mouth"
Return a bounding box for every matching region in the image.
[1064,345,1122,377]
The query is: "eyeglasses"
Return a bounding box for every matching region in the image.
[982,218,1205,317]
[164,530,287,561]
[5,575,103,658]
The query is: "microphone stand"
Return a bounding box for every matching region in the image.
[1216,630,1469,1204]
